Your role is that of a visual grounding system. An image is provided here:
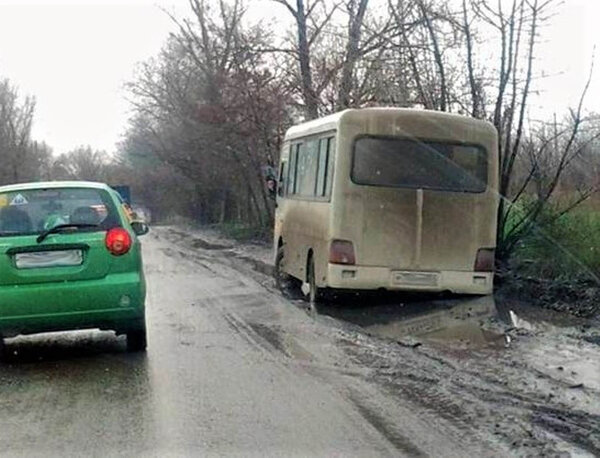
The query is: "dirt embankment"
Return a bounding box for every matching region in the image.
[497,273,600,320]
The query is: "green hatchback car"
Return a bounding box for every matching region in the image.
[0,181,149,355]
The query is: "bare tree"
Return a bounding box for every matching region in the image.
[125,0,292,228]
[271,0,340,119]
[336,0,369,109]
[0,78,49,185]
[51,146,109,181]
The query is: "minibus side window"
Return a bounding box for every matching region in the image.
[287,143,299,194]
[324,137,335,197]
[316,138,328,196]
[278,161,287,197]
[297,139,319,197]
[294,142,305,195]
[315,136,335,198]
[287,136,334,200]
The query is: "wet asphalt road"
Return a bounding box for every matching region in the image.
[0,230,446,457]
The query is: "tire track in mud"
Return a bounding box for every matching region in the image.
[159,227,275,284]
[337,337,510,455]
[532,405,600,455]
[219,307,292,363]
[428,350,600,455]
[158,246,220,275]
[339,332,600,456]
[245,322,289,357]
[157,229,306,365]
[347,394,427,457]
[215,300,439,456]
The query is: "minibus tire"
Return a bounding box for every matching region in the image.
[275,246,300,298]
[307,256,324,306]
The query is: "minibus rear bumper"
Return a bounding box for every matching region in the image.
[326,264,493,295]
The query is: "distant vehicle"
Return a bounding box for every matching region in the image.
[112,185,131,204]
[273,108,498,303]
[132,205,152,224]
[0,181,150,355]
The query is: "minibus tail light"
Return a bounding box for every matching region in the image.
[106,227,132,256]
[474,248,495,272]
[330,240,356,265]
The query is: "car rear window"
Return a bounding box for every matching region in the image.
[0,187,120,236]
[352,136,488,193]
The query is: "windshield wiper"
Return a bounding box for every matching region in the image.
[36,223,99,244]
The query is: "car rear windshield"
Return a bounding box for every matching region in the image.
[0,187,120,236]
[352,136,488,193]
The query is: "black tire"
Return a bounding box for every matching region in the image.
[0,337,5,361]
[275,245,300,298]
[307,255,325,311]
[126,325,147,352]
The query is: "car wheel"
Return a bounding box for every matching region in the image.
[275,245,300,298]
[126,325,147,352]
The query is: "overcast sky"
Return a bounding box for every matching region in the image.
[0,0,598,156]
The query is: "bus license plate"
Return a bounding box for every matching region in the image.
[392,271,439,287]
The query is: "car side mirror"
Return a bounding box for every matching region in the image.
[131,221,150,236]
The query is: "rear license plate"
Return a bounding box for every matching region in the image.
[15,250,84,269]
[392,271,439,287]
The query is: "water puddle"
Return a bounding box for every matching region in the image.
[321,293,532,349]
[374,296,511,349]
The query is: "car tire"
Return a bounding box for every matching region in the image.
[126,325,147,352]
[0,337,5,361]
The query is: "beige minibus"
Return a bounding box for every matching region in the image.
[273,108,498,302]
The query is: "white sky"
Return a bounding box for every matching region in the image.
[0,0,598,155]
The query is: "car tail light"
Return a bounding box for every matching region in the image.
[105,228,132,256]
[329,239,356,265]
[474,248,495,272]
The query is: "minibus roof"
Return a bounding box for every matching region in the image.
[284,107,495,141]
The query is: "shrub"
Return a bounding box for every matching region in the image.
[510,207,600,282]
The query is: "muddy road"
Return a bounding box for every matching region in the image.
[0,227,599,457]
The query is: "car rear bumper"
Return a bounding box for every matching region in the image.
[326,264,493,295]
[0,272,145,337]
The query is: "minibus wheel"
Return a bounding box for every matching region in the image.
[275,246,300,298]
[307,256,324,307]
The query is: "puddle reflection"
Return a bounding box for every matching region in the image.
[320,293,527,349]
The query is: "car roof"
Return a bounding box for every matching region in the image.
[0,181,113,193]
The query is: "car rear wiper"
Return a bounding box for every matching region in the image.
[36,223,99,244]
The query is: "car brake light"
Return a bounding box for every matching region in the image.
[329,240,356,265]
[105,228,132,256]
[474,248,495,272]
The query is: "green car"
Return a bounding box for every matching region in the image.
[0,181,149,355]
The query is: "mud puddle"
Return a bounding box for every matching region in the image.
[321,291,600,397]
[318,293,532,349]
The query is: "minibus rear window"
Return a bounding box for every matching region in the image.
[352,136,487,193]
